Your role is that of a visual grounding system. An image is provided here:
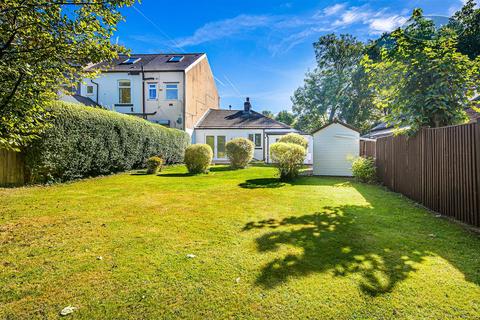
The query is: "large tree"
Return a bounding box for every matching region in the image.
[362,9,480,132]
[0,0,135,150]
[275,110,295,126]
[291,34,378,133]
[453,0,480,59]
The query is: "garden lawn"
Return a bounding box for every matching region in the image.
[1,165,479,319]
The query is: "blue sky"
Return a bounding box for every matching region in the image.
[115,0,467,113]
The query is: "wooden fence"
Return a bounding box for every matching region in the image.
[0,149,25,187]
[376,121,480,227]
[360,139,376,158]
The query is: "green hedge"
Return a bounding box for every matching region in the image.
[25,101,190,183]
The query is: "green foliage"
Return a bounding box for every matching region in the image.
[291,34,380,134]
[261,110,274,118]
[146,156,163,174]
[278,133,308,149]
[24,101,189,183]
[362,9,480,132]
[0,0,135,151]
[225,138,254,169]
[452,0,480,59]
[270,142,306,181]
[352,157,377,183]
[184,144,213,174]
[275,110,296,126]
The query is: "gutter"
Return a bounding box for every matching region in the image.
[90,79,99,103]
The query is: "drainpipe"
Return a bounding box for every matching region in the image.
[90,79,99,104]
[141,64,146,118]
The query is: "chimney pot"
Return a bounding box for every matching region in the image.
[229,105,232,110]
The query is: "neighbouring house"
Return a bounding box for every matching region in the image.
[194,98,313,163]
[312,121,360,176]
[77,53,219,135]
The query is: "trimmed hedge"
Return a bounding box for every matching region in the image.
[270,142,307,181]
[184,144,213,174]
[25,101,190,183]
[225,138,254,169]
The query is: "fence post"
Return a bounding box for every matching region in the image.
[476,119,480,227]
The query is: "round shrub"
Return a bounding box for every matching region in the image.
[146,156,163,174]
[352,157,376,183]
[278,133,308,149]
[225,138,254,169]
[184,144,213,174]
[270,142,307,181]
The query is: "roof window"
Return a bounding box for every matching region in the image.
[121,57,141,65]
[168,55,184,62]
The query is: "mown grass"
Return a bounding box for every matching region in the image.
[1,165,479,319]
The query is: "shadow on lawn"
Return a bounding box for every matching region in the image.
[243,179,480,296]
[239,178,286,189]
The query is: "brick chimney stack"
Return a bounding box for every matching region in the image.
[244,97,251,113]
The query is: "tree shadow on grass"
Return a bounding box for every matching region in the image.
[157,172,196,177]
[243,182,480,296]
[131,170,148,176]
[210,166,237,172]
[239,178,286,189]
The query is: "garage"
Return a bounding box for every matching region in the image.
[312,121,360,176]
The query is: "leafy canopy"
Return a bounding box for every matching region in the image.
[362,9,480,131]
[0,0,135,150]
[291,34,379,134]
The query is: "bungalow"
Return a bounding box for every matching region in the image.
[194,98,313,164]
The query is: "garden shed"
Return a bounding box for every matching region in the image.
[312,121,360,176]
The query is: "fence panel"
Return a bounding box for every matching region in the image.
[360,140,376,158]
[375,122,479,227]
[0,149,25,187]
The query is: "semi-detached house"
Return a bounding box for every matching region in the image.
[79,53,219,136]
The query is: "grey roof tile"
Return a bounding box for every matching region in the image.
[196,109,292,129]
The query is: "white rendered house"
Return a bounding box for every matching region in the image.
[194,98,313,164]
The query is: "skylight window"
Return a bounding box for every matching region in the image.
[168,55,184,62]
[121,57,141,65]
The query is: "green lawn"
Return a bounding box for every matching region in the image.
[1,165,479,319]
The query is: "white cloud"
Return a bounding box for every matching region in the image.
[176,14,274,47]
[369,15,407,34]
[322,3,347,16]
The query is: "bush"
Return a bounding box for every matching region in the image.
[270,142,307,181]
[225,138,254,169]
[278,133,308,149]
[146,156,163,174]
[25,101,190,183]
[352,157,376,183]
[184,144,213,174]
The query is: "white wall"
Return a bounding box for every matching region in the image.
[195,129,265,161]
[313,123,359,176]
[80,71,185,130]
[265,132,313,165]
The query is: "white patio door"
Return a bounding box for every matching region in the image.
[205,135,226,159]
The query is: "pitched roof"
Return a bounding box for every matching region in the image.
[195,109,292,129]
[85,53,205,72]
[311,120,360,134]
[58,94,101,107]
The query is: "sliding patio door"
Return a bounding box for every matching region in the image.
[205,135,226,159]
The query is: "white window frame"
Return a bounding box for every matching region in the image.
[118,80,132,104]
[147,83,157,100]
[165,83,179,101]
[86,85,94,95]
[249,133,262,148]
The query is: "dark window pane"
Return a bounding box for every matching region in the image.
[217,136,226,158]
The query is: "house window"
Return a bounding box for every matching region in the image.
[217,136,226,158]
[148,83,157,100]
[86,85,94,95]
[249,133,262,148]
[165,84,178,100]
[118,80,131,104]
[206,136,215,153]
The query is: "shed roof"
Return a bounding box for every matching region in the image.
[311,120,360,134]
